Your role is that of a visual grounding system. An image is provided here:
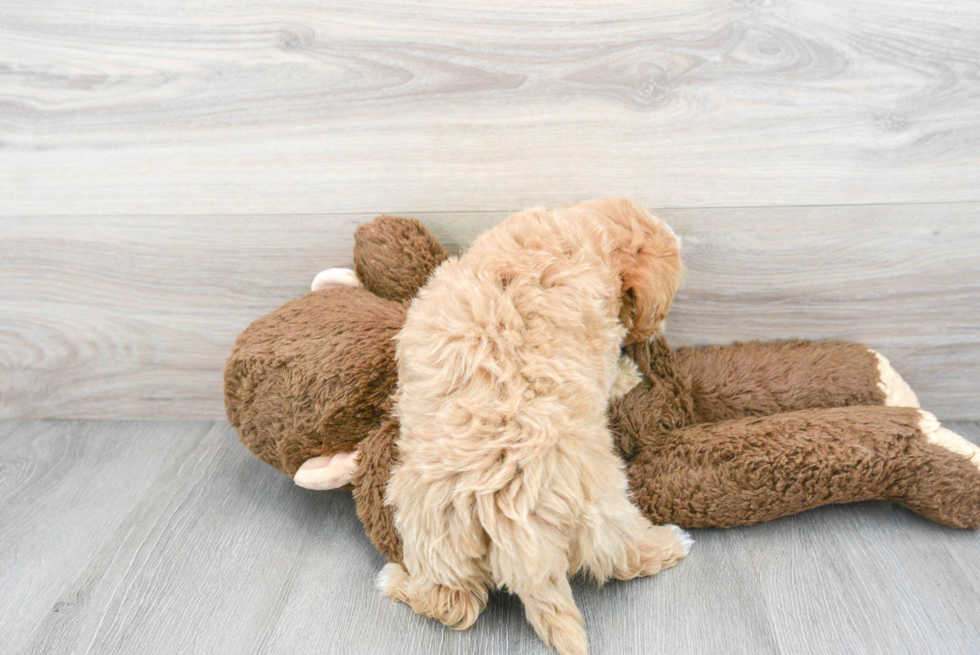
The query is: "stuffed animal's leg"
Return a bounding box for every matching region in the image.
[672,339,918,423]
[902,412,980,525]
[627,406,980,530]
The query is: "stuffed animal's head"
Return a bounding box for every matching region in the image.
[224,216,449,488]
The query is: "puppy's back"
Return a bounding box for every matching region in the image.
[396,207,625,436]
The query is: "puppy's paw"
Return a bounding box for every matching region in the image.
[618,523,691,579]
[376,562,408,597]
[424,584,486,630]
[669,524,695,556]
[377,564,485,630]
[610,354,643,399]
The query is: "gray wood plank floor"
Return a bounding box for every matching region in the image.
[3,419,979,655]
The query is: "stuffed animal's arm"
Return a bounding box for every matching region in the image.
[625,405,980,530]
[352,215,449,301]
[312,216,449,300]
[310,216,449,300]
[673,339,919,424]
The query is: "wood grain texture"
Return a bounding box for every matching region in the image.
[0,214,361,419]
[1,0,979,215]
[2,203,978,420]
[0,419,215,651]
[2,419,979,654]
[744,420,980,655]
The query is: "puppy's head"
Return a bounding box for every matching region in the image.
[583,197,683,344]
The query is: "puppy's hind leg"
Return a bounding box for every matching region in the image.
[577,454,691,582]
[377,560,488,630]
[379,480,490,629]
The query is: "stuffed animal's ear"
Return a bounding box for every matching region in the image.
[311,268,361,292]
[353,216,449,301]
[293,451,360,490]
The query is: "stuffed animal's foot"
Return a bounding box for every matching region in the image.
[613,523,691,580]
[918,411,980,473]
[897,409,980,529]
[311,267,361,292]
[872,350,920,408]
[293,452,359,490]
[376,563,486,630]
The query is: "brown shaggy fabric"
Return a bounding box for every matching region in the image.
[626,406,980,530]
[351,417,403,563]
[224,213,980,565]
[354,215,450,302]
[674,339,886,423]
[608,336,697,461]
[224,286,406,476]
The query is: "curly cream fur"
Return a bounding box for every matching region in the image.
[382,198,687,655]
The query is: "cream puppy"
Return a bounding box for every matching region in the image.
[380,198,688,655]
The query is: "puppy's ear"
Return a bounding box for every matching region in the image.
[587,197,683,342]
[620,260,679,344]
[619,287,636,332]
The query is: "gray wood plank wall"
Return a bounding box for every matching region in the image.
[3,1,979,214]
[1,1,978,419]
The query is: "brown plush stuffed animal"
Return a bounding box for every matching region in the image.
[224,213,980,564]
